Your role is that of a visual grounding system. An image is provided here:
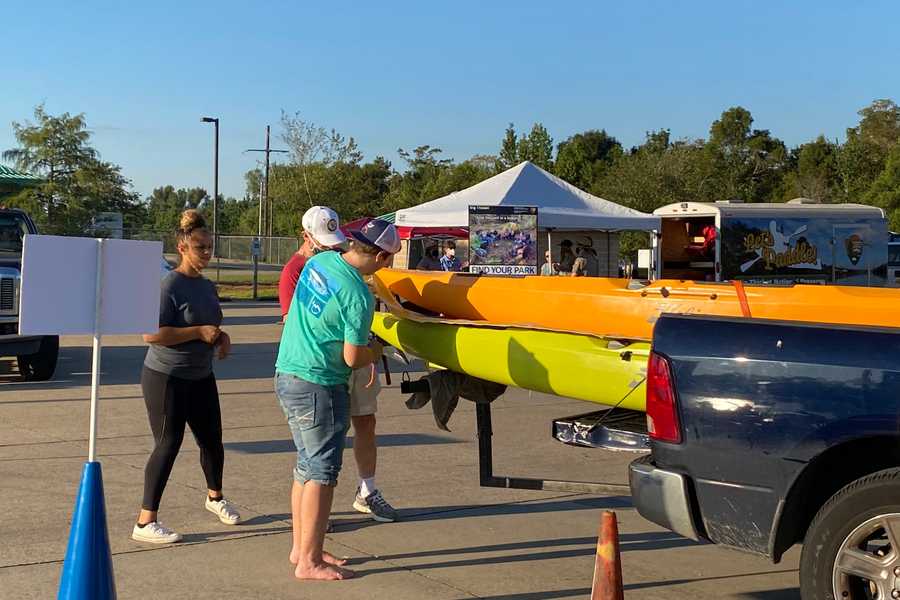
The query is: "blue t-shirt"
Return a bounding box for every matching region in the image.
[440,254,461,271]
[275,251,374,386]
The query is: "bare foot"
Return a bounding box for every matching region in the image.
[294,561,355,580]
[290,550,348,566]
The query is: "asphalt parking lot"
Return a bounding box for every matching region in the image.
[0,301,801,599]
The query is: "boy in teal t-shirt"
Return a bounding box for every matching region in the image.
[274,219,400,581]
[276,250,374,384]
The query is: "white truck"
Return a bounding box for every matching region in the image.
[0,208,59,380]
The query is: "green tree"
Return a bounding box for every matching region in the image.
[704,106,788,202]
[783,136,838,202]
[144,186,210,233]
[554,129,622,189]
[837,99,900,202]
[864,143,900,230]
[497,123,519,170]
[593,133,709,214]
[279,111,363,208]
[3,105,142,233]
[518,123,554,171]
[383,145,453,211]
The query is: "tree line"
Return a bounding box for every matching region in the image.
[4,100,900,244]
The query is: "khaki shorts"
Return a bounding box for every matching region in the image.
[349,366,379,417]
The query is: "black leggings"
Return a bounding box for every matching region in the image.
[140,366,224,511]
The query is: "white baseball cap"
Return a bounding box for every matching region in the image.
[301,206,347,248]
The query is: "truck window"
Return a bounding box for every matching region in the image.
[0,214,29,253]
[889,241,900,266]
[659,217,717,281]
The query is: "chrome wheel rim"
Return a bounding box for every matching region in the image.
[833,513,900,599]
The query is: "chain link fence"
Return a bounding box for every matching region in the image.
[216,235,300,265]
[123,230,300,266]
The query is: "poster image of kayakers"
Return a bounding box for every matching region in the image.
[468,206,538,275]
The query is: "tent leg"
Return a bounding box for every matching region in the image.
[546,229,553,275]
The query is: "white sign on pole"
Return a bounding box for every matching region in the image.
[20,235,163,462]
[20,235,162,336]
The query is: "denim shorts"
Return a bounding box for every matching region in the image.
[274,372,350,486]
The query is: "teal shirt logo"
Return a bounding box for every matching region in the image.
[297,264,340,318]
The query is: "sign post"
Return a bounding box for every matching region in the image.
[20,235,162,600]
[251,236,261,300]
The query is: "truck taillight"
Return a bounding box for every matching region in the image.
[646,352,681,444]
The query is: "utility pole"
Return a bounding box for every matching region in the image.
[201,116,220,281]
[245,125,287,265]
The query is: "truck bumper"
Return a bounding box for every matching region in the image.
[629,455,701,541]
[0,334,44,357]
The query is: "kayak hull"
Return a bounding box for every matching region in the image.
[374,269,900,340]
[371,312,648,410]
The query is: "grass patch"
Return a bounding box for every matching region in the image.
[214,272,281,285]
[216,282,279,301]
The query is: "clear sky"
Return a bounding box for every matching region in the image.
[1,1,898,201]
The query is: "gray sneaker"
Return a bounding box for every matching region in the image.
[352,488,398,522]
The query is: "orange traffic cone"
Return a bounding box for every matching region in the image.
[591,510,624,600]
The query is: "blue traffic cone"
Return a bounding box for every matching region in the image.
[58,462,116,600]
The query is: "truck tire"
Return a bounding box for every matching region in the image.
[17,335,59,382]
[800,468,900,600]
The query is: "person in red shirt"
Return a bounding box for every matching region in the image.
[278,207,400,540]
[278,207,347,319]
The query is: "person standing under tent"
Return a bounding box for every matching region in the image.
[416,242,442,270]
[132,209,241,545]
[440,241,462,271]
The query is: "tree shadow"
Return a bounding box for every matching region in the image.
[330,496,633,533]
[224,433,462,454]
[357,530,694,576]
[737,590,800,600]
[468,589,591,600]
[1,342,282,389]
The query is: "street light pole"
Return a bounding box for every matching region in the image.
[201,117,220,281]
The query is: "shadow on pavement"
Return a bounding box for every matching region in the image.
[372,531,695,562]
[356,530,693,575]
[225,433,462,454]
[469,589,591,600]
[222,315,285,327]
[328,496,633,534]
[738,590,800,599]
[622,570,799,592]
[0,343,281,389]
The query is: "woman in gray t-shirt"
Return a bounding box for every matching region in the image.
[131,209,242,545]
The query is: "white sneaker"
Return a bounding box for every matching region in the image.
[205,496,242,525]
[131,521,182,544]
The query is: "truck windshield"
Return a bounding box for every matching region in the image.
[0,214,30,253]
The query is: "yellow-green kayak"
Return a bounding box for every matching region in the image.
[371,312,649,410]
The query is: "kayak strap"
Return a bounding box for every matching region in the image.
[732,280,752,318]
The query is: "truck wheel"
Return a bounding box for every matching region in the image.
[800,468,900,600]
[17,335,59,382]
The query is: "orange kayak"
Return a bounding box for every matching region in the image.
[374,269,900,340]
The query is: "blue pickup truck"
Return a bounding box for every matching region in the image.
[630,313,900,600]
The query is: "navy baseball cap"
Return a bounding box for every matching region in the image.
[350,219,402,254]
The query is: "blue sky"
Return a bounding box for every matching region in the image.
[1,1,898,201]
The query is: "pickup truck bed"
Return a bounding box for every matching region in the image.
[631,314,900,599]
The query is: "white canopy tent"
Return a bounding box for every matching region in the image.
[394,161,659,231]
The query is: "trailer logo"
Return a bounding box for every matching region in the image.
[741,221,821,272]
[845,234,864,265]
